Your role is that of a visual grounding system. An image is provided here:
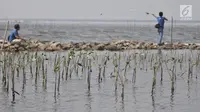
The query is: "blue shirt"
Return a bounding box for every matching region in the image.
[8,29,19,42]
[157,17,165,28]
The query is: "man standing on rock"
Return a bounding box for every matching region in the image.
[8,24,25,42]
[152,12,168,45]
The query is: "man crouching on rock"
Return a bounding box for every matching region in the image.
[8,24,25,43]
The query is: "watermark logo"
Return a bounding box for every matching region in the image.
[180,5,192,20]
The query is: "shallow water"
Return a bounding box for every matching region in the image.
[0,21,200,112]
[0,50,200,112]
[0,21,200,43]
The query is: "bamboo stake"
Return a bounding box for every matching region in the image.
[54,72,57,99]
[188,58,191,84]
[98,65,102,83]
[2,56,7,87]
[22,55,26,84]
[11,63,16,103]
[75,57,80,77]
[170,16,173,47]
[45,64,47,89]
[102,56,108,78]
[61,66,64,80]
[132,67,136,84]
[57,71,61,93]
[113,54,118,91]
[6,62,9,93]
[151,66,157,95]
[57,55,61,93]
[160,63,163,82]
[54,57,58,99]
[16,66,19,77]
[11,69,15,103]
[124,56,131,81]
[62,56,66,79]
[30,54,33,77]
[65,53,71,80]
[87,59,91,90]
[118,74,125,99]
[42,58,45,86]
[1,21,9,50]
[35,54,38,84]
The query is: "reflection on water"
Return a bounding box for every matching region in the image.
[85,90,92,112]
[0,50,200,112]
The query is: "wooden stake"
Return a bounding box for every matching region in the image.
[170,17,173,47]
[11,65,15,103]
[1,21,9,50]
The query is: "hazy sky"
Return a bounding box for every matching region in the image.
[0,0,199,20]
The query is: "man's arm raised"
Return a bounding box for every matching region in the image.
[164,17,168,21]
[152,14,157,19]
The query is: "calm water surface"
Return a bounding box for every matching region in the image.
[0,50,199,112]
[0,21,200,43]
[0,21,200,112]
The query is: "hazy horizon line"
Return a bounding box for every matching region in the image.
[0,18,199,24]
[0,18,199,21]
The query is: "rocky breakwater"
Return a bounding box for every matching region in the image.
[0,39,200,52]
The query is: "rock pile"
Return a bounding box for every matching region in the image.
[0,39,200,52]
